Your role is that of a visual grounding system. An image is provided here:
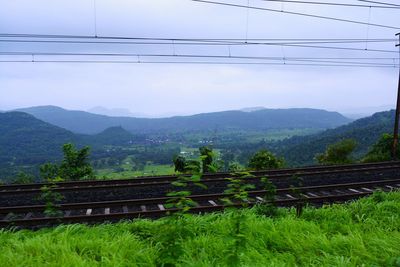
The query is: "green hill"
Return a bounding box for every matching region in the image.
[0,112,80,179]
[0,112,79,164]
[272,110,395,166]
[16,106,352,134]
[84,126,143,146]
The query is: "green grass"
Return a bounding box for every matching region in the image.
[96,164,175,179]
[1,192,400,266]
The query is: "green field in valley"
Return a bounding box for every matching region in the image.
[96,164,175,179]
[1,192,399,266]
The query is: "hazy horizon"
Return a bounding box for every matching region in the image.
[3,103,394,119]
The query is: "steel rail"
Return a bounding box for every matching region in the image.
[1,161,399,191]
[1,184,398,228]
[0,162,399,196]
[1,178,399,214]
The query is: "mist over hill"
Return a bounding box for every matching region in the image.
[16,106,352,135]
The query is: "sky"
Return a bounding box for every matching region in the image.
[0,0,399,117]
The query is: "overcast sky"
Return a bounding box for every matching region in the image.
[0,0,399,117]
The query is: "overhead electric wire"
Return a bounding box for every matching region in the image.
[0,33,396,44]
[0,38,394,45]
[358,0,400,7]
[1,51,398,66]
[1,40,398,53]
[191,0,400,30]
[0,39,396,46]
[258,0,400,9]
[0,59,397,68]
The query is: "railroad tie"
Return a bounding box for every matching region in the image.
[86,209,92,216]
[122,206,128,213]
[208,200,218,206]
[334,189,345,194]
[157,204,165,211]
[319,191,331,196]
[3,213,14,221]
[348,188,361,193]
[285,194,296,199]
[140,205,147,212]
[361,187,373,192]
[104,208,110,215]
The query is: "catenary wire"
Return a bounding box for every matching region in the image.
[0,59,398,68]
[1,39,398,53]
[1,51,398,65]
[191,0,400,30]
[258,0,400,9]
[358,0,400,7]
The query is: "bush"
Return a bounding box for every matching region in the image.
[316,139,357,165]
[248,149,284,170]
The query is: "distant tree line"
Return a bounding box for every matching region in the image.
[6,132,398,184]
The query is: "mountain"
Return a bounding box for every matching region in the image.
[0,112,148,180]
[341,105,394,120]
[16,106,352,135]
[0,112,145,162]
[0,112,79,164]
[85,126,140,146]
[0,112,80,178]
[272,110,395,166]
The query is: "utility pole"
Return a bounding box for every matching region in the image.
[392,32,400,160]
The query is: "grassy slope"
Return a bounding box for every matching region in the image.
[1,192,400,266]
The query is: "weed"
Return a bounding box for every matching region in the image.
[222,171,256,266]
[40,177,64,217]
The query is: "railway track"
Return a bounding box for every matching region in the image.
[1,177,399,228]
[1,161,399,196]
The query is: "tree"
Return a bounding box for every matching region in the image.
[199,146,214,173]
[40,163,59,181]
[316,139,357,165]
[173,155,187,173]
[58,143,94,181]
[221,151,235,171]
[248,149,284,170]
[40,143,94,181]
[13,172,35,184]
[363,133,398,162]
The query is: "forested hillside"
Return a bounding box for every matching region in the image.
[0,109,394,182]
[0,112,79,178]
[17,106,352,134]
[0,112,177,180]
[271,110,395,166]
